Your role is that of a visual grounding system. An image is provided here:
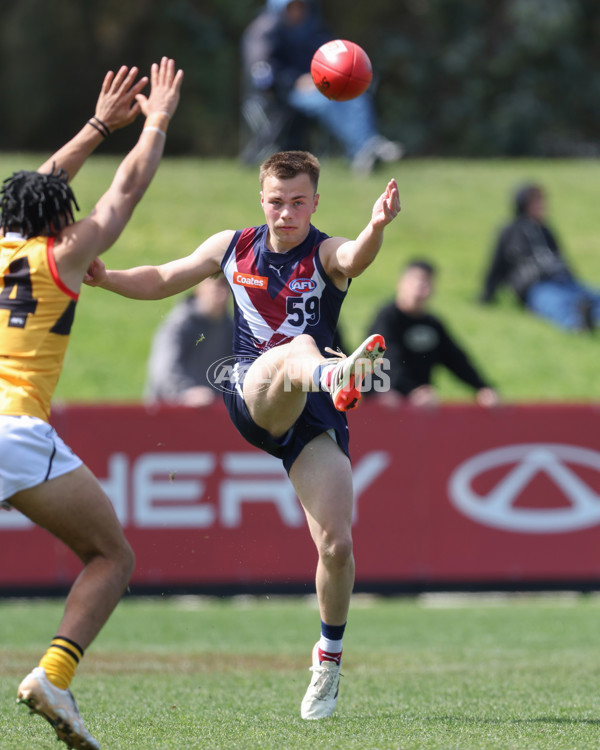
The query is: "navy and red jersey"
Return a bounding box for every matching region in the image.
[221,224,348,361]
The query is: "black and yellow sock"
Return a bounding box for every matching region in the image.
[38,636,84,690]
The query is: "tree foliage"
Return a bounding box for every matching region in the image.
[1,0,599,157]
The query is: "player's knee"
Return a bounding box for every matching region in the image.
[318,532,353,569]
[105,537,135,592]
[105,534,135,587]
[118,539,136,582]
[81,533,135,584]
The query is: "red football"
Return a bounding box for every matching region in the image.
[311,39,373,101]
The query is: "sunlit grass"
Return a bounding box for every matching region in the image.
[1,595,600,748]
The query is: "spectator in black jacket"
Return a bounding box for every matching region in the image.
[368,260,499,408]
[145,275,233,406]
[479,182,600,331]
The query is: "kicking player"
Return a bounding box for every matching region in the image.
[85,150,400,720]
[1,58,183,749]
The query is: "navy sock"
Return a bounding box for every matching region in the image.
[321,621,346,641]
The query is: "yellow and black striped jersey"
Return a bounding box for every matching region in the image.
[0,233,78,422]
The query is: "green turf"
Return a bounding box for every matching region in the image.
[2,154,599,402]
[1,595,600,749]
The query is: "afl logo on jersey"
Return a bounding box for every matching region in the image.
[289,278,317,293]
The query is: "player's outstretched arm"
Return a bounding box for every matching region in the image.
[37,66,149,180]
[322,178,401,282]
[84,230,234,300]
[54,58,183,292]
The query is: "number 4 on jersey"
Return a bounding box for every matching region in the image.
[0,256,38,328]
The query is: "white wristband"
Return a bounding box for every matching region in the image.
[143,126,166,137]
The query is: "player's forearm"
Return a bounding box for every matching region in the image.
[109,128,167,210]
[109,109,171,210]
[84,121,169,259]
[339,223,385,278]
[98,258,198,300]
[99,266,168,299]
[37,121,106,181]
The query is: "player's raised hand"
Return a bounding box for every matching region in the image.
[136,57,184,120]
[36,65,151,177]
[371,178,401,230]
[94,66,149,133]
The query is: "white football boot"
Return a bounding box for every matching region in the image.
[326,333,386,412]
[301,643,343,720]
[17,667,100,749]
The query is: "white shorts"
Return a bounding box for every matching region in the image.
[0,415,83,507]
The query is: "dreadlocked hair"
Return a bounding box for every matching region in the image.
[0,164,80,238]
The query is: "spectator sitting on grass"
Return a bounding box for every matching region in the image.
[479,182,600,332]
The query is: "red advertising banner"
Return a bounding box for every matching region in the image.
[2,402,600,591]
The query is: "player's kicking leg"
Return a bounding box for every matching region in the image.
[242,333,386,439]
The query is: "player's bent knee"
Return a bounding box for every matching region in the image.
[118,541,136,581]
[109,536,135,582]
[105,541,135,593]
[79,534,135,581]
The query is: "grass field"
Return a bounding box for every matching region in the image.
[1,595,600,749]
[3,153,599,749]
[1,153,599,403]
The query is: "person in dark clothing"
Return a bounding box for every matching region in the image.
[368,260,499,407]
[145,275,234,406]
[479,182,600,331]
[240,0,402,172]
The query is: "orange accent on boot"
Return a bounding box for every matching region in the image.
[332,373,362,411]
[366,334,386,353]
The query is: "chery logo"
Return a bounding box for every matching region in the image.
[448,443,600,534]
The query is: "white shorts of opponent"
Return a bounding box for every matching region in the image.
[0,415,83,508]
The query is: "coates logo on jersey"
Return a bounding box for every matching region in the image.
[233,271,268,289]
[289,278,317,293]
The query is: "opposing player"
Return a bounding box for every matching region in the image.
[1,58,183,748]
[85,150,400,720]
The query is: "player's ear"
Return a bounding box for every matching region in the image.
[260,191,265,207]
[312,192,319,212]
